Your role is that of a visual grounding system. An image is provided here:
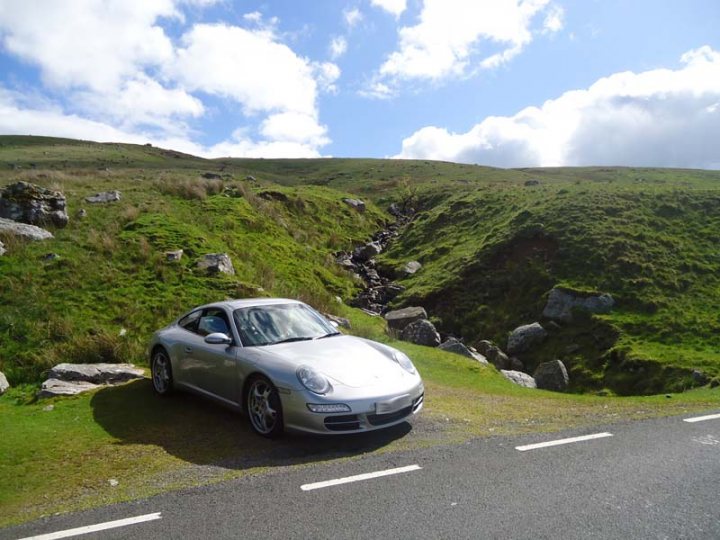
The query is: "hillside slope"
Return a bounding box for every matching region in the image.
[1,136,719,395]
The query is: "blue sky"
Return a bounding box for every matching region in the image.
[0,0,719,168]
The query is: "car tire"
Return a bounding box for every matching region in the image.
[246,375,284,438]
[151,348,174,396]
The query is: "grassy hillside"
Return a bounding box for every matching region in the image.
[1,136,720,396]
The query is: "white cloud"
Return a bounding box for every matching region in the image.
[395,46,720,169]
[367,0,557,96]
[260,112,329,145]
[543,4,564,34]
[344,7,363,28]
[370,0,407,17]
[329,36,348,59]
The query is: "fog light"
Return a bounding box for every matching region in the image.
[307,403,351,413]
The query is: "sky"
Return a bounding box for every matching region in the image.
[0,0,719,168]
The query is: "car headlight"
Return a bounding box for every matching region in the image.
[392,350,417,374]
[297,366,331,395]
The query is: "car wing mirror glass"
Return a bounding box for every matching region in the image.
[204,332,233,345]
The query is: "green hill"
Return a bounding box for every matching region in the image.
[1,135,719,395]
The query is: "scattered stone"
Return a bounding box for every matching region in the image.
[39,379,101,398]
[542,287,615,323]
[0,371,9,395]
[109,479,119,487]
[85,190,121,204]
[692,370,709,385]
[41,253,60,261]
[533,360,570,391]
[43,404,54,412]
[48,363,144,384]
[403,261,422,275]
[384,306,427,332]
[438,337,488,364]
[201,172,222,180]
[524,179,541,186]
[507,322,548,354]
[510,357,524,371]
[165,249,183,262]
[196,253,235,275]
[400,319,441,347]
[77,208,87,219]
[353,241,382,262]
[0,240,4,256]
[475,340,495,356]
[118,328,127,337]
[0,181,68,227]
[258,190,288,202]
[485,346,511,370]
[245,175,256,182]
[0,217,53,240]
[500,370,537,388]
[342,198,366,213]
[323,313,351,329]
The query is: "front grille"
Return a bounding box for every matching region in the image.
[367,405,413,426]
[324,414,361,431]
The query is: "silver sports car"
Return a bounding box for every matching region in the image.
[148,298,424,437]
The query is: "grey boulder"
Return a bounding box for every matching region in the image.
[165,249,183,262]
[38,379,101,398]
[438,337,488,364]
[0,181,68,227]
[196,253,235,275]
[486,346,511,370]
[353,241,382,262]
[342,198,366,213]
[85,190,121,204]
[400,319,441,347]
[384,306,427,332]
[0,371,9,395]
[507,322,548,354]
[403,261,422,275]
[533,360,570,391]
[500,370,537,388]
[323,313,351,329]
[48,363,144,384]
[0,217,53,240]
[543,287,615,323]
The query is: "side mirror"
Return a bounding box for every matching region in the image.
[205,332,233,345]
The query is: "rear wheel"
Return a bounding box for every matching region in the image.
[246,376,284,438]
[151,348,174,395]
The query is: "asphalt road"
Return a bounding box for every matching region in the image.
[3,411,719,540]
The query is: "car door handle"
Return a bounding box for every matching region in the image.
[185,347,193,353]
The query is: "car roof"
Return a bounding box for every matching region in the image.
[202,298,304,311]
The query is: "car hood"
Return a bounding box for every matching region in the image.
[263,335,409,388]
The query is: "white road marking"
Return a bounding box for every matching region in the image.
[683,413,720,423]
[17,512,162,540]
[301,464,422,491]
[516,432,613,452]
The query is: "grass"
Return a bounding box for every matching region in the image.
[1,136,720,526]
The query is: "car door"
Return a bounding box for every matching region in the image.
[192,308,240,405]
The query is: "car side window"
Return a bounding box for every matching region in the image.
[178,310,202,334]
[198,308,231,337]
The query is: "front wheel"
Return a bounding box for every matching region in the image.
[151,348,174,395]
[246,376,284,438]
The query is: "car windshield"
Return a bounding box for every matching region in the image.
[233,303,339,347]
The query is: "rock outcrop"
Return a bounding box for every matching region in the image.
[85,190,121,204]
[403,261,422,275]
[39,363,144,398]
[0,181,68,227]
[542,287,615,322]
[353,241,382,262]
[385,306,427,332]
[500,370,537,388]
[196,253,235,275]
[485,346,511,370]
[533,360,569,391]
[165,249,183,262]
[0,371,9,395]
[342,198,366,213]
[400,319,441,347]
[0,217,53,240]
[0,240,5,256]
[438,337,488,364]
[507,322,547,354]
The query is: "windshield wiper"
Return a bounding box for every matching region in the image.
[274,336,315,344]
[315,332,342,339]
